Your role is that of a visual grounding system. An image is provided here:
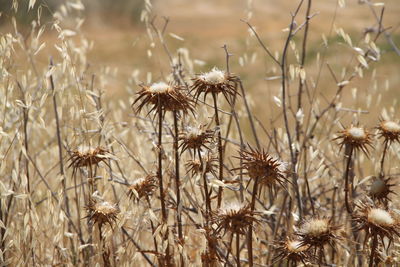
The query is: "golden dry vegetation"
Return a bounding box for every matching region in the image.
[1,0,400,266]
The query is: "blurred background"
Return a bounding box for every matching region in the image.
[0,0,399,117]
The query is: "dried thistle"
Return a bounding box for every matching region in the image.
[353,202,400,242]
[128,175,158,201]
[68,146,112,170]
[86,200,120,227]
[273,238,311,265]
[334,125,373,155]
[132,82,194,116]
[179,125,214,155]
[201,226,221,267]
[185,153,218,177]
[369,176,396,204]
[296,217,340,249]
[191,67,237,103]
[212,203,259,235]
[234,146,288,188]
[377,120,400,144]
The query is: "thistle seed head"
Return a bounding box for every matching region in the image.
[353,202,400,242]
[86,200,119,227]
[334,125,373,155]
[132,82,194,116]
[378,120,400,144]
[273,238,311,265]
[128,175,158,201]
[296,217,340,249]
[179,125,214,155]
[213,203,259,235]
[68,146,112,170]
[369,177,396,204]
[191,67,238,103]
[233,145,288,189]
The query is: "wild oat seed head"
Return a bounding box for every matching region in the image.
[334,125,373,155]
[86,200,120,227]
[233,145,287,188]
[378,120,400,144]
[191,67,237,103]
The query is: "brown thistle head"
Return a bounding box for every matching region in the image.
[185,153,218,177]
[190,67,237,103]
[128,175,158,201]
[201,225,221,266]
[377,120,400,144]
[353,202,400,242]
[296,217,340,249]
[212,203,259,235]
[86,200,120,227]
[334,125,373,155]
[68,146,112,170]
[132,82,194,116]
[273,238,311,265]
[369,176,396,204]
[179,125,214,155]
[234,145,288,188]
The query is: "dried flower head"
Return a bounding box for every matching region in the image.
[296,217,340,249]
[128,175,158,201]
[369,176,396,204]
[234,146,288,188]
[377,120,400,144]
[179,125,214,155]
[132,82,194,116]
[68,146,112,170]
[86,200,120,227]
[191,67,237,103]
[334,125,373,155]
[273,238,311,265]
[213,203,259,235]
[353,202,400,242]
[185,153,218,177]
[201,226,221,266]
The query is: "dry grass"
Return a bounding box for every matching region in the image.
[0,0,400,266]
